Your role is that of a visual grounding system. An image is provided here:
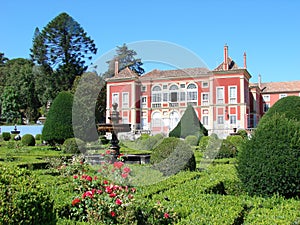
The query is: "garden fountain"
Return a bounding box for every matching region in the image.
[97,103,131,162]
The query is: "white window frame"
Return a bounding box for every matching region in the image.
[141,85,147,92]
[187,83,198,103]
[122,92,129,108]
[112,93,119,106]
[151,85,162,103]
[217,115,224,124]
[229,115,237,124]
[141,96,147,108]
[216,87,224,104]
[202,115,209,126]
[228,86,237,104]
[169,84,179,103]
[202,81,209,88]
[201,93,209,106]
[262,94,270,102]
[279,93,287,99]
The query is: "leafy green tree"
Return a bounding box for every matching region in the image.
[1,86,21,123]
[103,43,144,78]
[42,91,74,145]
[0,52,9,118]
[31,12,97,90]
[2,58,40,122]
[169,104,208,139]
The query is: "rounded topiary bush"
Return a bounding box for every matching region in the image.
[215,139,237,159]
[62,137,85,154]
[35,134,42,140]
[0,165,56,224]
[2,132,11,141]
[151,137,196,176]
[21,134,36,146]
[198,135,210,152]
[237,113,300,198]
[185,135,199,146]
[236,129,248,139]
[227,135,244,151]
[260,96,300,125]
[42,91,74,145]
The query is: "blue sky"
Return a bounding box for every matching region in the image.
[1,0,300,83]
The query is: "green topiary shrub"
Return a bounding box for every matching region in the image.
[62,138,85,154]
[227,135,244,151]
[151,137,196,176]
[185,135,199,146]
[21,134,36,146]
[42,91,74,145]
[198,136,210,152]
[0,165,56,224]
[136,134,164,151]
[236,129,248,139]
[169,104,208,139]
[237,113,300,198]
[216,139,237,159]
[2,132,11,141]
[260,96,300,124]
[35,134,42,140]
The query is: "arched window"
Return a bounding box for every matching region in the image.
[169,84,179,102]
[151,111,162,127]
[187,83,198,105]
[152,85,161,103]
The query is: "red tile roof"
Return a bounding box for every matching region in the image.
[260,81,300,93]
[140,67,210,81]
[106,67,139,81]
[214,57,240,71]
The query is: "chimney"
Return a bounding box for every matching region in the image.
[258,74,261,89]
[243,52,247,69]
[114,60,119,76]
[223,44,228,70]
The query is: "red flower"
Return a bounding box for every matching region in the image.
[82,191,93,199]
[113,161,124,169]
[110,211,116,217]
[105,186,112,194]
[164,213,170,219]
[96,189,102,194]
[105,150,111,155]
[85,175,92,181]
[123,167,131,173]
[103,180,109,185]
[121,173,128,178]
[128,194,134,199]
[109,192,117,198]
[72,198,80,206]
[73,175,78,179]
[131,187,136,193]
[115,198,122,205]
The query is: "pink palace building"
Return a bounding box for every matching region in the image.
[106,45,300,138]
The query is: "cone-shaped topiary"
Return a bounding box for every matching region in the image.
[237,113,300,198]
[42,91,74,145]
[169,104,208,139]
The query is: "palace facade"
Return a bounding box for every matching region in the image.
[106,45,300,138]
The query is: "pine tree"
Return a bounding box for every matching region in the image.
[30,12,97,90]
[103,43,144,78]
